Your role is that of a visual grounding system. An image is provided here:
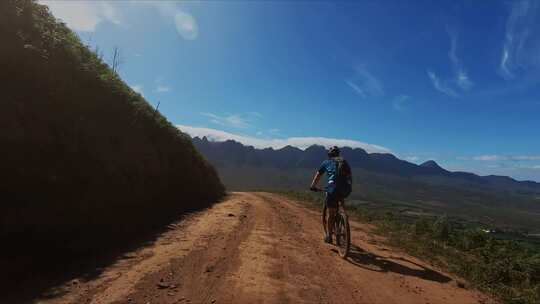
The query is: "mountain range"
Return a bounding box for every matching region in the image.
[191,136,540,232]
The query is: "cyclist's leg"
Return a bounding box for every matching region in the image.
[325,192,338,241]
[327,207,337,235]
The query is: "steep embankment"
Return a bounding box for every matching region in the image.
[0,0,224,288]
[24,193,494,304]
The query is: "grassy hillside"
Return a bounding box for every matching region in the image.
[0,0,224,274]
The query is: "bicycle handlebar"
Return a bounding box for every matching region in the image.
[309,187,324,193]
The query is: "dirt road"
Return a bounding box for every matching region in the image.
[37,192,494,304]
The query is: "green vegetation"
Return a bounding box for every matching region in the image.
[0,0,224,277]
[280,190,540,304]
[212,165,540,233]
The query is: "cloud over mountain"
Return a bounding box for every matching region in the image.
[176,125,391,153]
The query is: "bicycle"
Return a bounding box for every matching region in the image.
[311,187,351,258]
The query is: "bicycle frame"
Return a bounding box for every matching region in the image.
[313,188,351,258]
[322,200,346,234]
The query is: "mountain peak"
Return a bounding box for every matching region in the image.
[420,160,442,169]
[304,145,327,153]
[279,145,301,152]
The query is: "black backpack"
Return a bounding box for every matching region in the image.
[333,157,352,198]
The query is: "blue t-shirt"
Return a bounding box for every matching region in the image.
[318,159,337,184]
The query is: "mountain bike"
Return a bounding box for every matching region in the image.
[311,188,351,258]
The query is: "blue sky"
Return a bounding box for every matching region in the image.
[41,1,540,181]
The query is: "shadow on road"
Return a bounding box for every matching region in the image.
[346,244,452,283]
[0,210,202,304]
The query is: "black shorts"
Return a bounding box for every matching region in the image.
[324,191,342,209]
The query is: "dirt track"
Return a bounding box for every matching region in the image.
[36,192,494,304]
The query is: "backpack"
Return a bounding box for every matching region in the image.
[333,157,352,198]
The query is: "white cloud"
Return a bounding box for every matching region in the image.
[456,70,473,91]
[513,155,540,160]
[39,1,200,41]
[471,155,540,161]
[451,161,540,182]
[392,95,409,111]
[447,29,459,66]
[500,49,514,79]
[447,28,473,91]
[175,11,198,40]
[499,0,540,79]
[155,85,171,93]
[100,2,121,25]
[153,78,171,93]
[254,128,280,137]
[134,1,198,40]
[201,113,252,129]
[40,1,121,32]
[473,155,505,161]
[405,156,420,162]
[345,80,367,98]
[346,66,384,99]
[427,28,472,97]
[427,70,459,98]
[177,125,391,153]
[130,84,144,96]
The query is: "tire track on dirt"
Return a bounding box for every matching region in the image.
[36,192,495,304]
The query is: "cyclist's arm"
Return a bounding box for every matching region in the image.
[310,171,323,189]
[311,161,327,189]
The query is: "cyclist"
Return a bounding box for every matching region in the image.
[310,146,352,244]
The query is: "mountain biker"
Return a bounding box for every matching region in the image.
[310,146,352,244]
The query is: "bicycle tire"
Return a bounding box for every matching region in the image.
[335,211,351,258]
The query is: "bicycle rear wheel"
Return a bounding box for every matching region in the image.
[334,211,351,258]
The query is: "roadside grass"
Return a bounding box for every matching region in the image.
[276,190,540,304]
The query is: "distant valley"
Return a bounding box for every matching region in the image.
[191,136,540,232]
